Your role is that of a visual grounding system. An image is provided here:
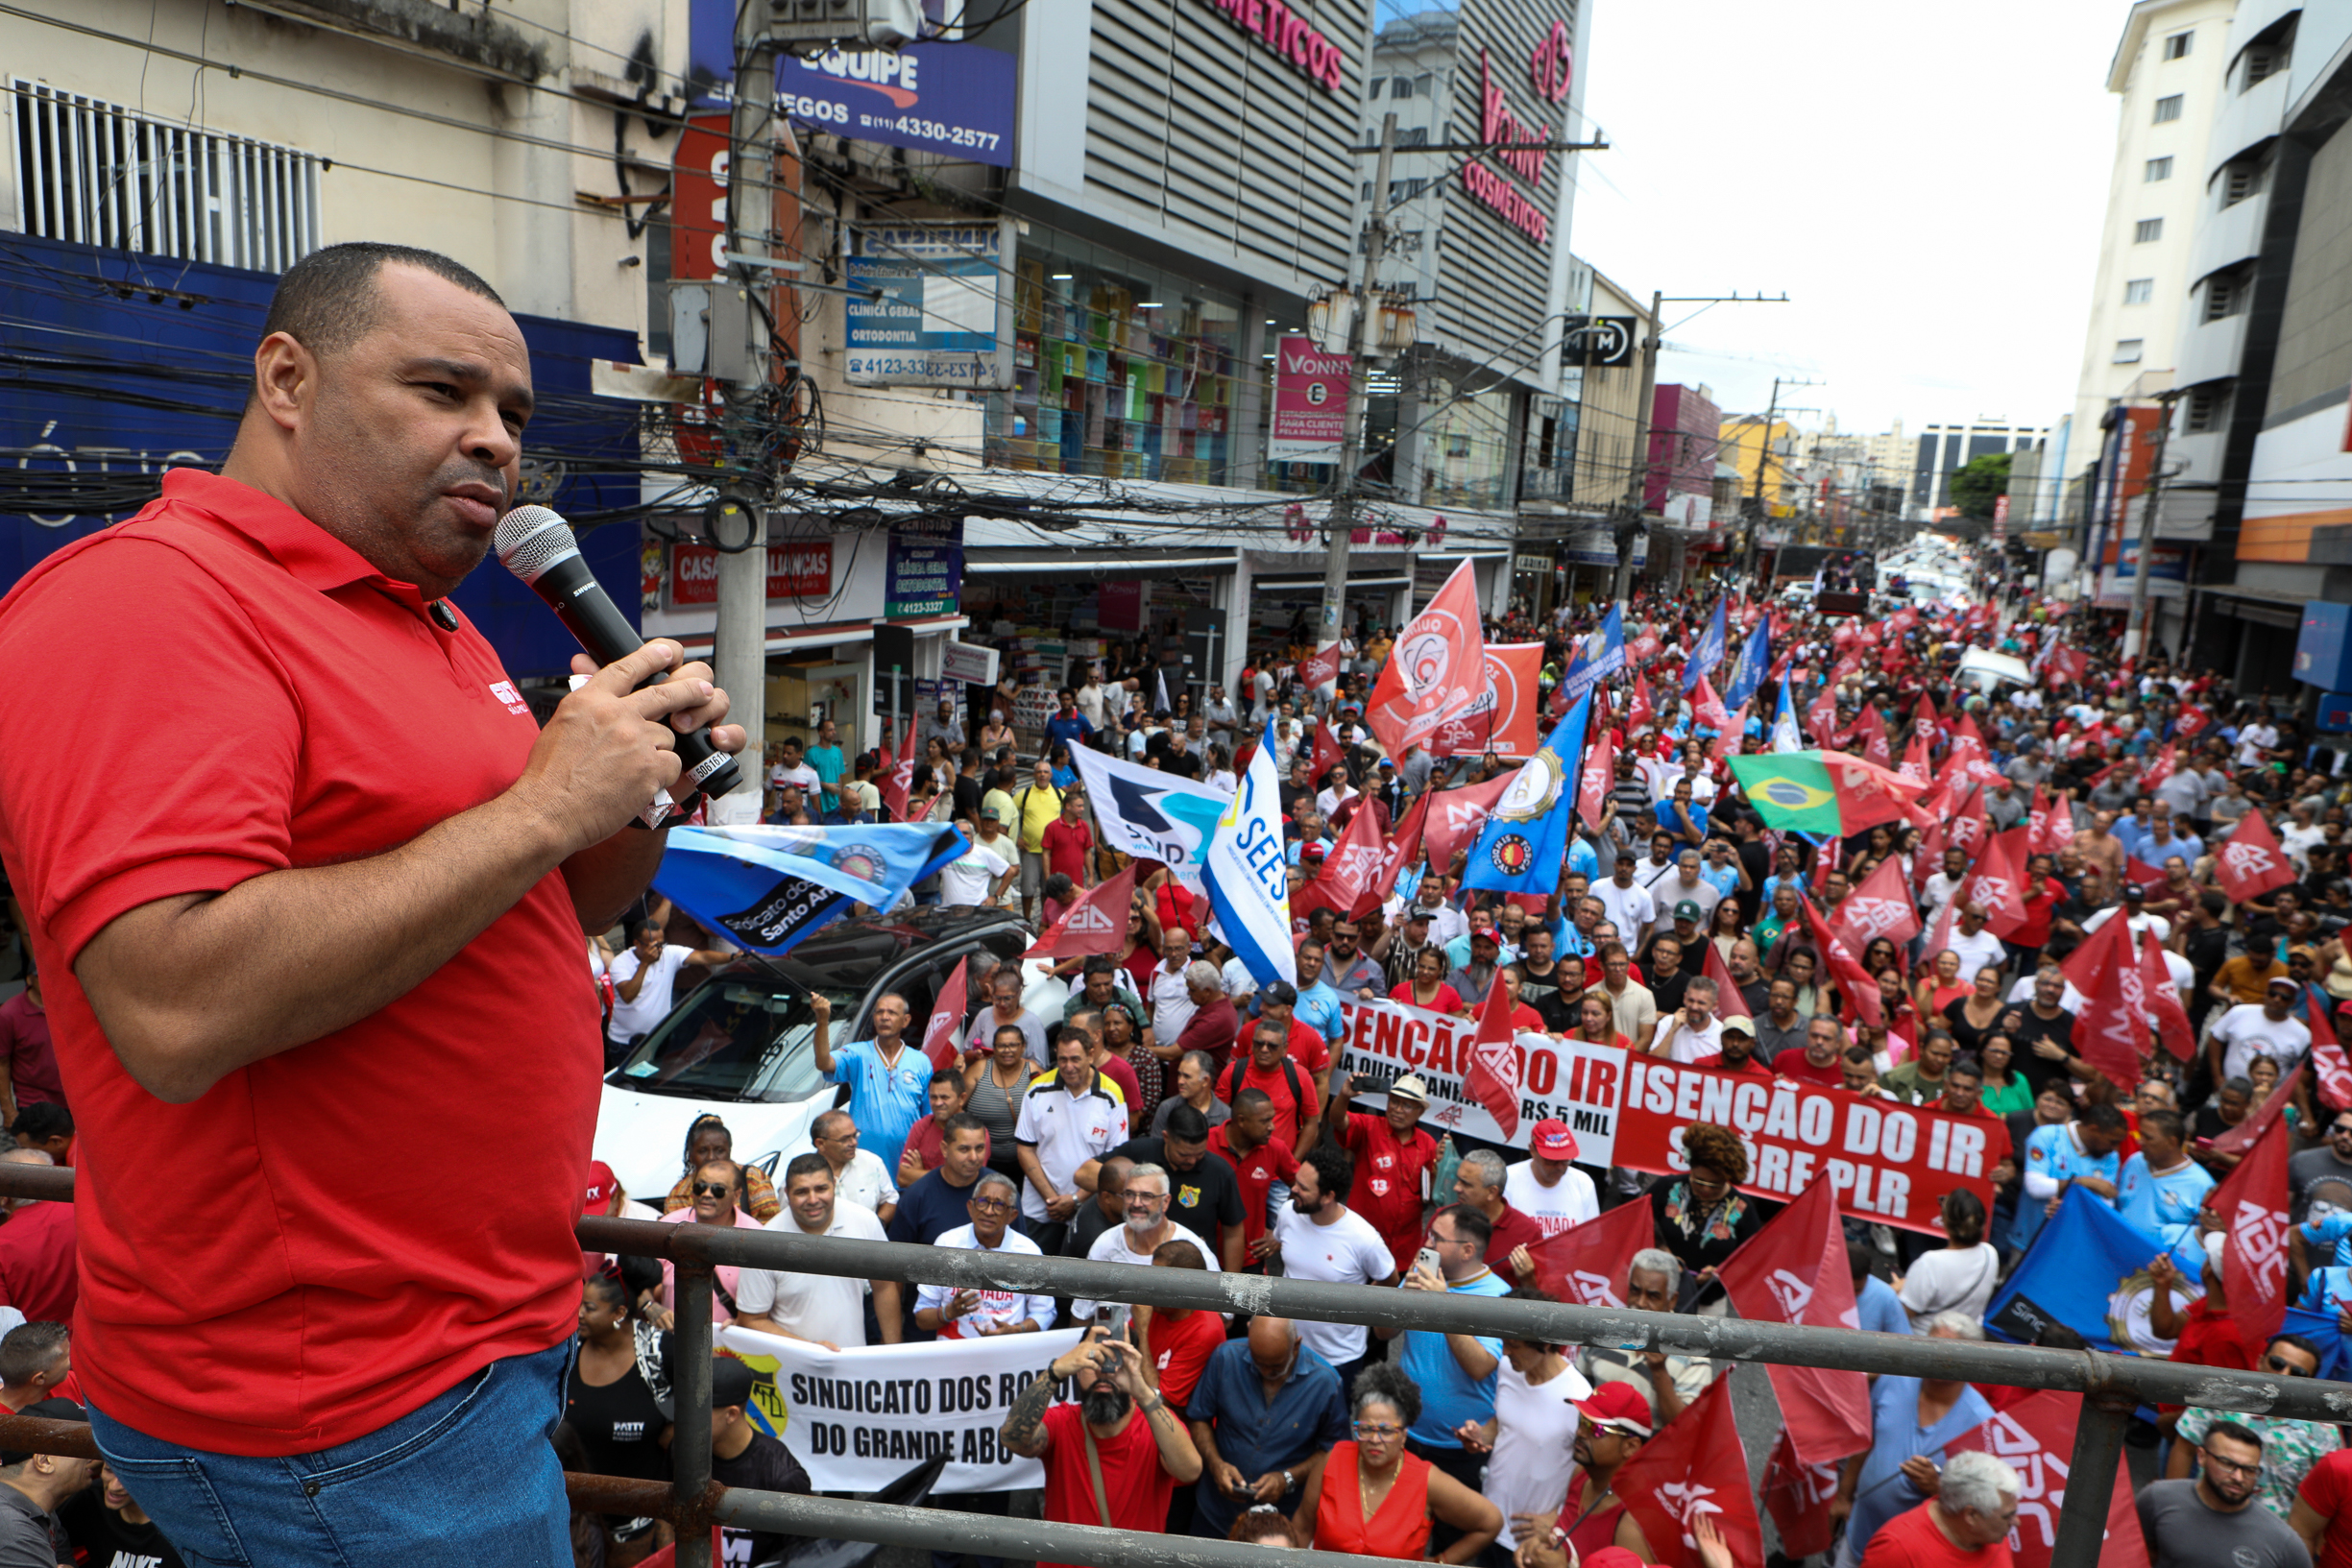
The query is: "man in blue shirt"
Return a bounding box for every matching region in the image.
[2116,1107,2214,1266]
[1289,944,1348,1052]
[1044,688,1093,755]
[1849,1243,1913,1337]
[1182,1317,1347,1538]
[810,990,931,1174]
[1834,1314,1998,1560]
[2013,1101,2125,1253]
[1374,1204,1511,1528]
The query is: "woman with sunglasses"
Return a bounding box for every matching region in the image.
[1648,1122,1758,1307]
[1294,1364,1499,1561]
[661,1114,780,1222]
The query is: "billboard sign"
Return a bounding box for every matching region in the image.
[781,45,1016,168]
[1270,335,1349,464]
[885,518,964,617]
[845,221,1016,389]
[669,540,834,607]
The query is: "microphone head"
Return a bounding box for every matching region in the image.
[496,504,581,585]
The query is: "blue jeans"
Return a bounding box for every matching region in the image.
[89,1340,572,1568]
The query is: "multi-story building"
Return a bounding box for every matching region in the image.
[1909,420,2053,519]
[2069,0,2240,449]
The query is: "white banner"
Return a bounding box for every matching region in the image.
[1334,999,1625,1163]
[718,1324,1085,1493]
[1067,744,1233,892]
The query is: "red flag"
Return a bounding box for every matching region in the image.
[1897,730,1930,784]
[878,715,918,821]
[1463,978,1523,1138]
[1804,684,1840,746]
[1611,1376,1764,1568]
[1958,827,2031,938]
[2142,743,2178,791]
[1912,691,1943,753]
[1701,927,1743,1012]
[1715,1176,1871,1466]
[1420,775,1514,879]
[2141,929,2195,1062]
[2121,856,2170,897]
[2213,1110,2293,1345]
[2214,809,2296,904]
[1690,673,1732,736]
[2027,784,2073,857]
[1857,703,1890,767]
[1022,862,1138,960]
[2060,912,2147,1089]
[921,956,970,1071]
[1356,789,1430,919]
[1912,808,1948,898]
[1298,641,1342,697]
[1947,713,2007,789]
[1832,855,1922,953]
[2215,1064,2306,1154]
[1626,672,1655,731]
[1801,895,1884,1029]
[2311,1003,2352,1113]
[1309,719,1345,786]
[1577,726,1616,831]
[1760,1432,1844,1559]
[1368,561,1488,757]
[1523,1198,1651,1309]
[1294,801,1388,919]
[1433,643,1546,759]
[1949,1391,2149,1568]
[1948,782,1987,859]
[2174,705,2209,740]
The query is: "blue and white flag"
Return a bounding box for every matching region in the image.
[655,823,965,955]
[1463,693,1592,897]
[1203,716,1297,987]
[1771,672,1804,754]
[1068,745,1231,892]
[1985,1187,2183,1356]
[1560,604,1623,709]
[1721,617,1770,712]
[1682,599,1728,691]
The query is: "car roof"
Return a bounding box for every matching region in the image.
[723,906,1029,992]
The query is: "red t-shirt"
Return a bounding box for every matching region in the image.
[1232,1017,1332,1082]
[1040,1400,1177,1560]
[1142,1306,1226,1409]
[1095,1052,1142,1110]
[2301,1448,2352,1568]
[1217,1055,1321,1144]
[1773,1048,1846,1089]
[1857,1499,2013,1568]
[0,993,61,1109]
[1339,1111,1440,1272]
[1690,1050,1776,1078]
[1208,1124,1299,1245]
[0,1200,76,1323]
[1040,818,1093,882]
[0,470,602,1454]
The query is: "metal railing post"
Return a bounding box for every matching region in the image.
[673,1266,715,1568]
[2048,1390,2134,1566]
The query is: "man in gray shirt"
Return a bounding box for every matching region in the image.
[0,1397,93,1568]
[1398,744,1433,799]
[2137,1421,2307,1568]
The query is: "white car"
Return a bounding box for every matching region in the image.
[594,907,1034,1204]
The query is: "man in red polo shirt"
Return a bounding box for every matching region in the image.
[1323,1070,1442,1274]
[0,244,744,1565]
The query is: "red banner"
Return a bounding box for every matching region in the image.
[1949,1391,2148,1568]
[2215,809,2296,904]
[670,541,833,606]
[1430,642,1544,759]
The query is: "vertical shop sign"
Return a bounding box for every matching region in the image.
[885,518,965,617]
[1270,336,1349,464]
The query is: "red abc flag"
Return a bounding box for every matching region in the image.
[1626,672,1655,731]
[1310,719,1345,786]
[2028,784,2075,857]
[921,956,970,1072]
[2310,1004,2352,1113]
[1949,1390,2149,1568]
[2141,929,2195,1062]
[2216,1064,2306,1154]
[1690,673,1732,736]
[1356,789,1430,919]
[2060,913,2147,1090]
[1947,783,1987,859]
[1898,730,1931,784]
[1760,1430,1843,1559]
[1368,561,1489,757]
[2142,743,2178,791]
[1611,1375,1763,1568]
[2213,1108,2293,1344]
[1833,855,1922,953]
[1523,1199,1651,1309]
[1298,641,1342,697]
[2215,808,2296,904]
[879,714,919,821]
[1857,702,1891,767]
[1805,685,1841,747]
[1577,727,1616,831]
[1022,862,1139,960]
[1462,980,1523,1138]
[1958,827,2031,938]
[1714,1178,1872,1466]
[1294,801,1387,919]
[1420,774,1513,880]
[1912,691,1943,752]
[1802,895,1885,1030]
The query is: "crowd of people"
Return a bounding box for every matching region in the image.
[6,555,2351,1568]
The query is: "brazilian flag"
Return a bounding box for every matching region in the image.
[1727,752,1850,833]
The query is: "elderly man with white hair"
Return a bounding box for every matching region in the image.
[1075,1162,1216,1320]
[1574,1247,1713,1423]
[1857,1449,2022,1567]
[1834,1312,2000,1568]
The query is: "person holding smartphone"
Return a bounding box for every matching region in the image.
[999,1325,1202,1567]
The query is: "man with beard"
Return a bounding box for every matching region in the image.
[1690,1016,1772,1077]
[1261,1146,1394,1389]
[2139,1421,2307,1568]
[1075,1163,1216,1321]
[1001,1326,1202,1564]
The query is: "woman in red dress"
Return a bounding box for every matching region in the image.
[1297,1365,1499,1561]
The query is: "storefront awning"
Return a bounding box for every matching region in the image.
[669,614,969,658]
[965,553,1237,576]
[1254,575,1412,592]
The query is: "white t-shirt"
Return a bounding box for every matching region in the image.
[1075,1220,1217,1321]
[1896,1242,2001,1324]
[2211,1004,2314,1082]
[917,1223,1056,1339]
[2080,908,2173,946]
[769,761,820,797]
[1487,1359,1595,1549]
[1594,880,1657,944]
[938,841,1012,905]
[1150,961,1199,1041]
[1503,1160,1600,1236]
[1270,1204,1395,1366]
[1013,1073,1130,1220]
[735,1199,889,1347]
[1942,928,2008,984]
[1661,1014,1723,1064]
[1649,876,1721,940]
[606,945,692,1043]
[2238,722,2279,768]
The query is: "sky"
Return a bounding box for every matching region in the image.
[1379,0,2129,437]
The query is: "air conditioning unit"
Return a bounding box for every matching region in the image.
[767,0,924,52]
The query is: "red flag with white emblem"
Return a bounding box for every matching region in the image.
[1577,726,1615,831]
[2213,1110,2293,1345]
[1309,718,1345,787]
[1802,894,1884,1029]
[1611,1376,1764,1568]
[1022,862,1139,960]
[1949,1391,2149,1568]
[1716,1180,1873,1466]
[879,715,919,821]
[1368,560,1488,757]
[2141,929,2195,1063]
[1958,826,2031,938]
[1626,672,1655,731]
[2059,912,2147,1089]
[1462,978,1522,1139]
[1355,789,1430,920]
[1856,703,1890,767]
[1523,1196,1650,1308]
[1691,673,1732,736]
[2214,808,2296,904]
[2309,1002,2352,1114]
[1420,775,1514,880]
[1298,641,1342,699]
[1832,854,1922,953]
[1294,800,1388,920]
[1897,729,1930,784]
[921,956,969,1071]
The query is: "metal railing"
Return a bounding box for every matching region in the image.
[11,1162,2347,1568]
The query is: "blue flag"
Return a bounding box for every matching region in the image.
[1682,599,1727,691]
[654,822,966,956]
[1462,693,1591,896]
[1721,617,1770,711]
[1985,1187,2174,1355]
[1561,604,1623,709]
[1770,672,1803,753]
[1204,715,1299,987]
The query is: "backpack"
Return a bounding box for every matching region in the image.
[1222,1050,1303,1118]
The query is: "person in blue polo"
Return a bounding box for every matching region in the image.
[810,990,930,1174]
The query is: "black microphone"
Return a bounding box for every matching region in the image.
[495,504,742,808]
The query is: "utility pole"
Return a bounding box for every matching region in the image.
[1316,111,1398,650]
[1744,376,1818,574]
[709,9,780,824]
[2123,389,2181,663]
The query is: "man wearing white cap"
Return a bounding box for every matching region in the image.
[2210,977,2314,1084]
[1504,1121,1599,1237]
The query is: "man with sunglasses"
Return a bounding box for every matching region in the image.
[2167,1336,2332,1519]
[2140,1418,2309,1568]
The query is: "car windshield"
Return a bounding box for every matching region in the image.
[611,979,861,1102]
